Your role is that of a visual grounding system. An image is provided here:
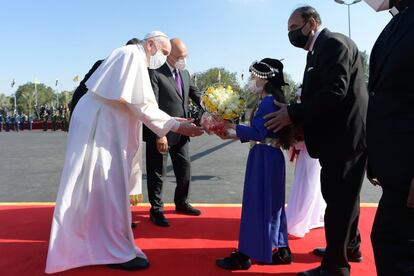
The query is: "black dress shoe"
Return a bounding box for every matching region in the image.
[175,204,201,216]
[272,247,293,265]
[107,256,150,271]
[131,222,138,228]
[297,266,330,276]
[312,247,363,263]
[150,211,170,227]
[216,251,251,270]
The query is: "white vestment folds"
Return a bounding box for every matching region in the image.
[286,142,326,238]
[45,45,177,273]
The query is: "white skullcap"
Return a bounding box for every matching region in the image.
[144,31,168,40]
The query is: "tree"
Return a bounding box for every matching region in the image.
[58,90,74,107]
[193,67,241,92]
[360,50,369,85]
[15,82,55,114]
[282,73,299,103]
[0,93,12,110]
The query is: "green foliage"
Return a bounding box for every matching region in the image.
[194,67,241,92]
[58,91,74,107]
[15,82,56,114]
[0,94,13,109]
[282,73,299,103]
[359,50,369,85]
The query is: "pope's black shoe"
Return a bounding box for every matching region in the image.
[150,210,170,227]
[175,204,201,216]
[131,222,138,228]
[107,256,149,271]
[312,247,363,263]
[216,250,251,270]
[298,265,351,276]
[272,247,293,265]
[297,266,332,276]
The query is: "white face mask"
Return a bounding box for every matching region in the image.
[247,79,263,94]
[363,0,391,11]
[149,48,167,69]
[174,58,187,70]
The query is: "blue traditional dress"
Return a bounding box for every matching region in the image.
[236,95,288,263]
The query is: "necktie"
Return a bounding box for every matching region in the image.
[173,69,183,97]
[306,51,312,66]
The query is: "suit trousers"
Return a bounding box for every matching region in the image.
[371,186,414,276]
[319,151,366,276]
[146,136,191,212]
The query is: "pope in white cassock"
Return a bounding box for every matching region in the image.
[45,31,204,273]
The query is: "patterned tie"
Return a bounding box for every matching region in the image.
[173,69,183,97]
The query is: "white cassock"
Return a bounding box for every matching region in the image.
[286,141,326,238]
[45,44,178,274]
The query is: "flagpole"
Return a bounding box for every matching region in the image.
[55,79,59,107]
[218,69,221,85]
[34,79,38,107]
[11,79,16,113]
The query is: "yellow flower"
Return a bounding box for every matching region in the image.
[201,85,245,119]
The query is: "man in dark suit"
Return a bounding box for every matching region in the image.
[69,59,103,118]
[363,0,414,275]
[70,38,141,118]
[264,6,368,276]
[143,38,202,227]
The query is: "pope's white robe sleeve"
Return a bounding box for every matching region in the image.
[85,44,178,138]
[126,102,179,138]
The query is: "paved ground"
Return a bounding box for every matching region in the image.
[0,130,382,203]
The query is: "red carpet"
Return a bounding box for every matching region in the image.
[0,204,377,276]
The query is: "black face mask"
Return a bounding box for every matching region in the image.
[288,21,310,49]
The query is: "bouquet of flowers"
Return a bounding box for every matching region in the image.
[200,85,245,134]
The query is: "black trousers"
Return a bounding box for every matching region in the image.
[371,186,414,276]
[146,136,191,212]
[319,151,366,276]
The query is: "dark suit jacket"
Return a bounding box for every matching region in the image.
[288,29,368,160]
[367,1,414,190]
[143,63,202,146]
[70,59,103,115]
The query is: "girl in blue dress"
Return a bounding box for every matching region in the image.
[217,58,294,270]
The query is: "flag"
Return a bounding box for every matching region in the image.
[55,79,59,86]
[11,78,15,88]
[73,75,80,82]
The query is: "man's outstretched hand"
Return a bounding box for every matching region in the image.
[175,118,204,137]
[263,101,292,133]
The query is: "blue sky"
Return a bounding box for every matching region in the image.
[0,0,391,96]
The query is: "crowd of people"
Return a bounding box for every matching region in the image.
[38,1,414,276]
[0,105,70,132]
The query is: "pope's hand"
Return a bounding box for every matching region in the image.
[174,117,192,123]
[156,136,168,153]
[176,119,204,137]
[407,177,414,208]
[263,101,292,133]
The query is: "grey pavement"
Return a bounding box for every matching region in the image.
[0,130,382,203]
